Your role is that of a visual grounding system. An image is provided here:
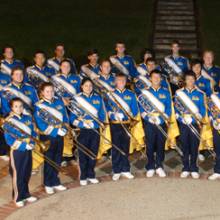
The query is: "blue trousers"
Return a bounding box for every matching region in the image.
[77,129,100,180]
[213,128,220,173]
[0,132,8,156]
[111,124,130,173]
[144,121,167,170]
[42,135,64,187]
[9,150,32,202]
[179,123,200,172]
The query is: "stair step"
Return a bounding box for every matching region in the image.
[157,15,195,21]
[154,38,197,45]
[153,44,198,51]
[158,1,193,7]
[157,6,193,10]
[156,25,196,31]
[154,32,197,39]
[156,20,195,26]
[157,10,194,15]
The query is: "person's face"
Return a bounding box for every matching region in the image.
[185,76,195,88]
[55,46,65,58]
[4,48,14,60]
[12,70,24,84]
[203,52,214,66]
[12,101,24,115]
[42,86,54,101]
[115,43,125,54]
[115,76,126,90]
[144,53,152,62]
[172,43,180,54]
[82,81,93,95]
[192,63,201,77]
[88,53,99,64]
[60,61,71,75]
[150,73,161,87]
[34,53,45,67]
[147,61,156,72]
[100,61,111,75]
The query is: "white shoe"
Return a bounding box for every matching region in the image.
[146,169,155,178]
[191,172,200,179]
[198,154,205,162]
[80,180,88,186]
[0,155,9,161]
[53,185,67,191]
[156,168,166,178]
[87,178,99,184]
[15,201,25,207]
[61,161,67,167]
[26,196,38,203]
[180,171,190,178]
[208,173,220,180]
[45,186,55,194]
[121,172,134,179]
[112,173,121,181]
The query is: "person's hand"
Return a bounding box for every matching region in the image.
[183,115,192,125]
[115,113,124,121]
[26,144,34,150]
[58,128,67,136]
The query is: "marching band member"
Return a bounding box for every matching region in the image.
[26,51,55,88]
[1,45,24,76]
[69,78,106,186]
[80,49,100,79]
[1,67,39,116]
[110,42,137,78]
[139,70,171,178]
[107,73,139,181]
[174,71,206,179]
[139,48,153,68]
[3,98,37,207]
[34,82,68,194]
[192,59,212,97]
[47,43,77,74]
[208,93,220,180]
[202,50,220,92]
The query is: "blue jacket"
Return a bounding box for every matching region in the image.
[196,75,212,97]
[80,63,100,79]
[166,55,189,73]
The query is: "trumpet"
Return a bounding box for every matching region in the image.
[138,94,183,156]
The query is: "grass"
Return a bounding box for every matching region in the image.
[199,0,220,64]
[0,0,153,67]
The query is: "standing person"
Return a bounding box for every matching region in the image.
[69,78,106,186]
[3,98,37,207]
[107,73,139,181]
[34,82,68,194]
[139,70,171,178]
[47,43,77,74]
[174,71,206,179]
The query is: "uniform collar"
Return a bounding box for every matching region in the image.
[60,72,70,78]
[35,64,45,71]
[151,86,161,92]
[10,112,22,120]
[117,54,125,59]
[12,82,23,89]
[116,88,126,93]
[43,97,54,104]
[203,64,213,70]
[100,73,110,80]
[89,63,98,68]
[185,87,196,93]
[82,92,93,98]
[4,59,14,64]
[196,74,202,80]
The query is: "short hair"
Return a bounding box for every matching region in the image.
[115,41,125,46]
[81,77,93,86]
[60,59,71,66]
[146,57,156,64]
[140,48,153,61]
[55,43,65,49]
[191,59,202,67]
[150,69,162,77]
[203,50,214,57]
[115,72,127,78]
[11,67,24,76]
[34,50,46,57]
[87,49,98,56]
[9,97,24,108]
[100,59,110,66]
[39,82,54,92]
[184,70,196,81]
[2,45,14,54]
[171,40,180,46]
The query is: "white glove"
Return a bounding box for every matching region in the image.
[26,144,34,150]
[115,113,124,121]
[183,115,193,125]
[57,128,67,136]
[83,121,94,129]
[149,116,161,125]
[141,112,147,119]
[195,113,202,121]
[213,120,220,130]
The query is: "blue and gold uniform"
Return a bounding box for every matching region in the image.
[34,97,68,187]
[1,59,24,74]
[99,74,115,88]
[106,89,139,174]
[139,87,171,170]
[80,63,100,79]
[69,92,105,180]
[196,75,212,97]
[1,82,39,116]
[111,55,137,78]
[166,55,189,73]
[174,87,206,172]
[202,65,220,91]
[0,72,11,87]
[3,113,36,203]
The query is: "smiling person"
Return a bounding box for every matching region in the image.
[3,98,38,207]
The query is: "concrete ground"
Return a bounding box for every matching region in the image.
[6,178,220,220]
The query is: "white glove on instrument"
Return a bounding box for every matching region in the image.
[57,128,67,136]
[183,115,193,125]
[115,113,124,121]
[195,113,202,121]
[149,116,161,125]
[26,144,34,150]
[83,121,94,129]
[213,120,220,130]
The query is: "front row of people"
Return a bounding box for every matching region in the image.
[2,70,220,208]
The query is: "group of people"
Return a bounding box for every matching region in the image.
[0,40,220,208]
